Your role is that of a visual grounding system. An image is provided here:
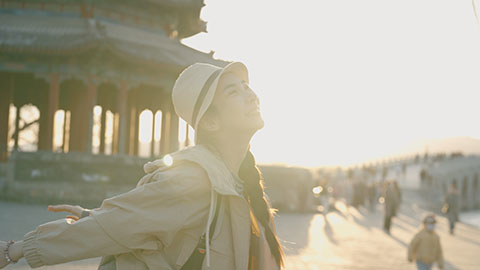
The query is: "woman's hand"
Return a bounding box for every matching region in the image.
[0,240,23,269]
[48,204,87,221]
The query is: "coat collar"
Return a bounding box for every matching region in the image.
[143,144,242,197]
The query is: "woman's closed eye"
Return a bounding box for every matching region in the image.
[225,82,251,96]
[227,89,239,96]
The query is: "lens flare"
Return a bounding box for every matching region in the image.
[163,154,173,166]
[379,197,385,204]
[312,186,323,195]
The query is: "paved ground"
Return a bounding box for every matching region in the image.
[1,191,479,270]
[277,195,480,270]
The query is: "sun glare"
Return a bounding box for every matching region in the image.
[183,0,480,166]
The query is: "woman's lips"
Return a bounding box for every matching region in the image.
[247,108,261,116]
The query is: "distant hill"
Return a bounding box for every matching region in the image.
[404,136,480,155]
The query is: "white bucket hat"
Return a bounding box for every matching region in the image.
[172,62,249,133]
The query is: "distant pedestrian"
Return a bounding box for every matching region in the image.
[345,179,353,206]
[443,181,459,235]
[352,179,367,208]
[383,181,399,233]
[392,180,402,216]
[407,214,444,270]
[367,182,377,212]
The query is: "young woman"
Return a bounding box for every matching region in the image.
[0,62,284,270]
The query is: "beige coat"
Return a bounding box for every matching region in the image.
[407,228,444,268]
[22,145,279,270]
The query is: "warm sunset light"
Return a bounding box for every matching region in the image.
[183,0,480,166]
[2,2,480,270]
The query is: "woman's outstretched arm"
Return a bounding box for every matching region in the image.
[3,162,210,269]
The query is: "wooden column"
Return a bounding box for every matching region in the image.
[38,73,59,151]
[68,88,83,152]
[70,79,96,152]
[0,73,13,161]
[168,105,179,153]
[185,122,190,147]
[116,81,127,155]
[112,112,119,155]
[99,107,107,154]
[127,106,136,156]
[156,112,162,156]
[13,97,20,150]
[61,110,68,152]
[149,110,155,157]
[160,109,170,156]
[133,106,140,156]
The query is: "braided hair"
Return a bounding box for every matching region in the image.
[239,150,284,267]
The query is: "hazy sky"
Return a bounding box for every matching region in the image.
[183,0,480,167]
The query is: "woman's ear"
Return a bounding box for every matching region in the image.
[198,114,220,132]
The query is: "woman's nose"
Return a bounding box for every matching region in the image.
[245,88,259,103]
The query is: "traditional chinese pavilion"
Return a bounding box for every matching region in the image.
[0,0,226,166]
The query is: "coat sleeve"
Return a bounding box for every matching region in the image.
[407,233,420,262]
[22,162,211,268]
[436,237,444,269]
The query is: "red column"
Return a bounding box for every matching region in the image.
[37,73,59,151]
[133,106,140,156]
[61,111,68,152]
[116,81,127,155]
[68,88,83,152]
[0,73,13,161]
[13,104,20,150]
[70,78,96,152]
[111,112,119,155]
[126,106,133,156]
[99,107,106,154]
[184,122,190,147]
[160,108,170,156]
[150,112,156,157]
[125,90,138,156]
[168,104,179,153]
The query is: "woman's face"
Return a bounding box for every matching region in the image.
[209,72,264,133]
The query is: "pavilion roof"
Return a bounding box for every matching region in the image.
[0,10,226,69]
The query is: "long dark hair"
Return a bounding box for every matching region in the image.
[239,150,284,267]
[196,110,284,267]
